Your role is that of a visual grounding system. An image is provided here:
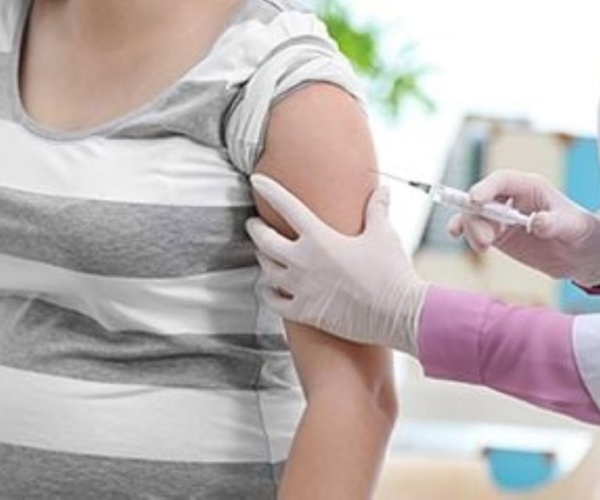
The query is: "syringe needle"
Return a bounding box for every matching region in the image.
[377,171,433,194]
[376,171,412,184]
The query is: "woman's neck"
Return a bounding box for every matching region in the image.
[37,0,241,51]
[21,0,243,131]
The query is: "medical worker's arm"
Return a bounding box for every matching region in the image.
[448,170,600,287]
[254,84,397,499]
[419,287,600,424]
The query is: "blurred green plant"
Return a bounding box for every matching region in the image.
[315,0,435,119]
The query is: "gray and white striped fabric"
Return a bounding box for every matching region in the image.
[0,0,362,498]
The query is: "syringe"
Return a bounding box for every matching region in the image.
[378,172,535,232]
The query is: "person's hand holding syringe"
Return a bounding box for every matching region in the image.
[378,171,535,233]
[380,170,600,285]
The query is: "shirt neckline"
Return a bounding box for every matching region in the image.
[9,0,250,143]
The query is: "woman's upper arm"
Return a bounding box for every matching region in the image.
[253,83,394,399]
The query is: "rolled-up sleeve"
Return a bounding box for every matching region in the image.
[224,12,363,175]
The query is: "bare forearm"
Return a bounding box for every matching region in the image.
[278,392,394,500]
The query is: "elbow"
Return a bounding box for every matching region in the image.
[357,359,399,432]
[343,376,400,436]
[374,378,399,433]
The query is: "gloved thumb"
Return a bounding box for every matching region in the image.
[531,210,583,242]
[469,170,525,205]
[365,186,391,232]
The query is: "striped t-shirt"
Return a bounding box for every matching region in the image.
[0,0,361,498]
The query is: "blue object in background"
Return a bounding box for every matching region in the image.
[560,137,600,313]
[486,448,557,492]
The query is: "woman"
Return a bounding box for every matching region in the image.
[247,169,600,424]
[0,0,396,498]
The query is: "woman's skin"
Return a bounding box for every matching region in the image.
[21,0,241,131]
[256,84,397,499]
[22,1,397,498]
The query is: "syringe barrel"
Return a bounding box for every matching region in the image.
[432,185,531,227]
[479,203,531,226]
[431,185,472,210]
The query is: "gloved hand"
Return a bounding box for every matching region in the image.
[246,174,429,355]
[448,169,600,286]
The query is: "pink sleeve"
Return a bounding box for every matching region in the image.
[418,286,600,424]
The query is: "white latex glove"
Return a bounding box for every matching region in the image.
[245,174,429,355]
[448,169,600,286]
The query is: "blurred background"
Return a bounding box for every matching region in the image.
[313,0,600,498]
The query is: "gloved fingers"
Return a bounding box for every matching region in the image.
[461,214,504,252]
[469,170,544,206]
[447,213,465,238]
[246,217,294,265]
[261,286,296,319]
[255,250,286,279]
[251,174,326,236]
[365,186,391,233]
[448,213,504,250]
[255,251,298,295]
